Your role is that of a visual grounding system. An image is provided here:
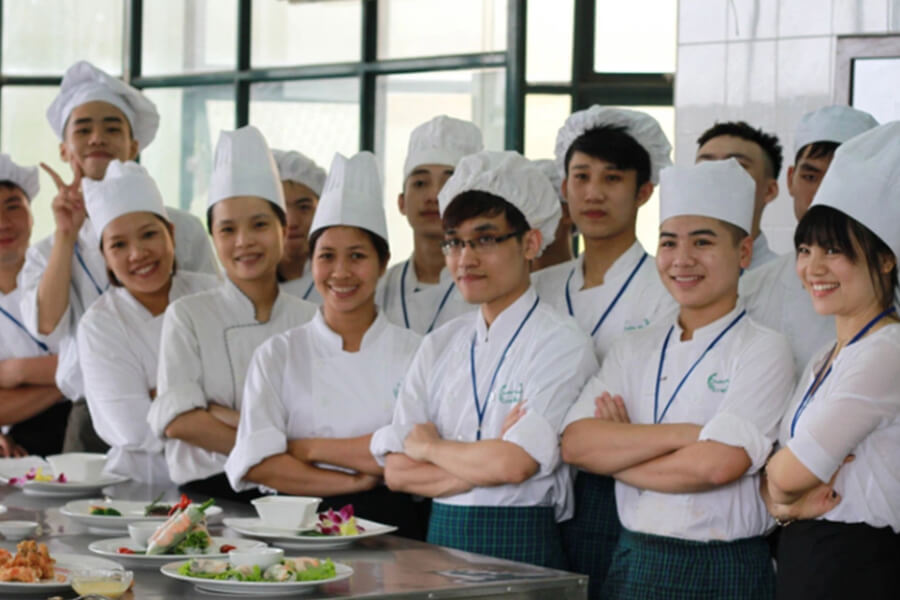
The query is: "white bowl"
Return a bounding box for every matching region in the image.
[228,546,284,570]
[45,453,107,482]
[71,568,133,599]
[251,496,321,529]
[0,520,38,540]
[127,521,160,548]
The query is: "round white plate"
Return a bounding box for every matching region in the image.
[0,552,121,594]
[89,536,265,568]
[160,559,352,596]
[61,499,224,531]
[20,474,130,497]
[223,517,397,550]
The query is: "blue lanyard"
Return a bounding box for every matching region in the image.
[0,304,48,353]
[400,259,455,334]
[74,245,105,297]
[654,309,747,424]
[790,306,896,437]
[469,296,539,440]
[302,280,315,300]
[566,252,648,336]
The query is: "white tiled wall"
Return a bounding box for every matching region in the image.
[676,0,900,253]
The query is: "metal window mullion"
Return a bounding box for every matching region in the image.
[235,0,251,127]
[504,0,526,151]
[359,0,377,152]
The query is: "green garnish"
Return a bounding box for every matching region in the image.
[172,530,211,555]
[178,559,337,582]
[90,506,122,516]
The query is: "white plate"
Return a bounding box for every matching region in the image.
[223,517,397,550]
[61,499,224,531]
[0,456,129,497]
[160,559,352,596]
[89,536,266,568]
[0,552,121,594]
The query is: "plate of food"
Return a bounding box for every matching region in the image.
[224,504,397,550]
[0,456,128,497]
[60,494,224,532]
[160,555,352,596]
[0,540,123,594]
[89,536,265,568]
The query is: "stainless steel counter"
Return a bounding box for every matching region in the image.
[0,481,587,599]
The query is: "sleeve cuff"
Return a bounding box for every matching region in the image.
[224,427,286,492]
[146,384,208,437]
[369,423,414,466]
[699,412,772,473]
[787,433,838,483]
[503,410,560,475]
[560,397,595,432]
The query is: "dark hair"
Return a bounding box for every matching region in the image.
[206,199,287,233]
[794,141,840,166]
[99,213,177,287]
[697,121,783,178]
[442,190,530,234]
[795,205,898,310]
[308,226,390,267]
[722,222,750,246]
[0,180,29,200]
[563,125,652,186]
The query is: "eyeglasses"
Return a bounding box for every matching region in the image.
[440,231,525,256]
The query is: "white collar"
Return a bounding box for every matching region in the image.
[311,307,388,352]
[672,300,745,345]
[475,285,538,344]
[570,240,646,291]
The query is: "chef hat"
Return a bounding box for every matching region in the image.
[310,151,388,243]
[0,154,39,201]
[271,149,327,197]
[83,160,169,243]
[532,159,565,204]
[659,158,754,234]
[46,61,160,151]
[402,115,484,180]
[208,126,285,212]
[794,105,879,155]
[811,121,900,257]
[555,105,673,184]
[438,150,562,254]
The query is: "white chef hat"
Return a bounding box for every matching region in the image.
[659,158,754,234]
[438,150,562,255]
[794,105,879,155]
[555,105,673,184]
[46,61,160,151]
[402,115,484,181]
[271,149,327,197]
[310,151,388,243]
[208,125,285,212]
[82,160,169,243]
[532,159,565,204]
[811,121,900,257]
[0,154,39,201]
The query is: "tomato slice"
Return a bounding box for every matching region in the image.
[117,547,135,554]
[219,544,236,554]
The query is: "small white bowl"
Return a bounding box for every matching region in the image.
[251,496,321,529]
[45,453,107,482]
[127,521,160,549]
[0,520,38,540]
[229,547,284,570]
[71,568,133,599]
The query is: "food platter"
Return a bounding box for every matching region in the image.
[89,536,265,568]
[160,559,353,596]
[61,499,224,532]
[223,517,396,550]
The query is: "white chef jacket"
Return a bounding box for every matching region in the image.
[749,232,779,270]
[532,241,676,361]
[779,323,900,533]
[147,278,316,485]
[280,268,322,304]
[18,209,219,401]
[225,309,421,491]
[376,257,475,335]
[740,253,834,373]
[77,271,219,484]
[563,303,795,541]
[0,287,54,361]
[371,286,598,521]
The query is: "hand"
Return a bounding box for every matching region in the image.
[0,435,27,458]
[403,423,441,463]
[41,162,86,240]
[207,403,240,428]
[353,473,380,493]
[762,455,853,522]
[594,392,630,423]
[0,359,24,389]
[500,402,526,437]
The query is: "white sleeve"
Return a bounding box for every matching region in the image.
[699,331,796,473]
[224,339,289,491]
[561,339,628,431]
[787,341,900,482]
[17,243,70,348]
[503,331,599,475]
[147,303,209,437]
[78,309,162,453]
[369,336,434,465]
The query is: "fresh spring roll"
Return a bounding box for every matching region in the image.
[145,498,215,555]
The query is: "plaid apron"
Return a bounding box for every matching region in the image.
[561,471,621,598]
[427,503,568,570]
[602,528,775,600]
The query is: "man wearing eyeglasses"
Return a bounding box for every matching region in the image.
[370,150,597,569]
